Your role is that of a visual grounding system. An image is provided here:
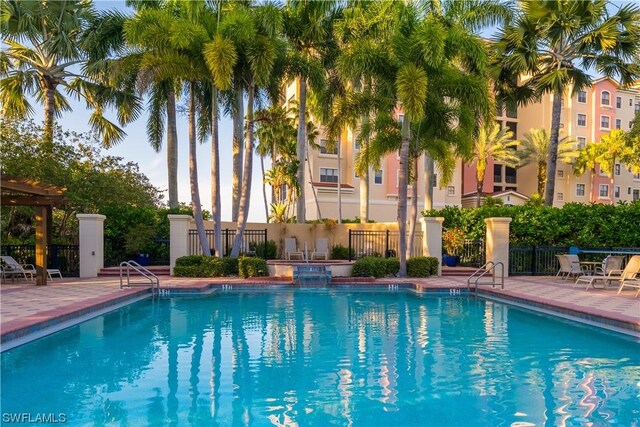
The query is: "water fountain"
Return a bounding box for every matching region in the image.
[293,265,331,288]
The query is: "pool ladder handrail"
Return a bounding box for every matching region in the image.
[119,260,160,296]
[467,261,504,293]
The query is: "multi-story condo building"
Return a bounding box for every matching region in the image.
[282,78,640,221]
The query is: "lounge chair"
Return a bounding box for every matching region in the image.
[47,269,63,279]
[0,255,35,281]
[617,278,640,297]
[555,255,583,281]
[311,238,329,260]
[575,255,640,291]
[284,238,304,260]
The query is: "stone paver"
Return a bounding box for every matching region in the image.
[1,275,638,347]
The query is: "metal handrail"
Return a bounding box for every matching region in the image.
[119,260,159,296]
[467,261,504,293]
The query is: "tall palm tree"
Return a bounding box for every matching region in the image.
[569,142,605,203]
[596,130,640,198]
[471,122,520,206]
[493,0,640,206]
[0,0,141,147]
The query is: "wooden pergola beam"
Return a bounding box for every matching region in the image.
[1,195,67,206]
[0,174,66,196]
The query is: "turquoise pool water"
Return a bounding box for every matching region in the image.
[2,290,639,426]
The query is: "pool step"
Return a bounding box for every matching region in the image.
[442,266,491,277]
[98,266,170,277]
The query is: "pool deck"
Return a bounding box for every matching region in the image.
[1,275,639,348]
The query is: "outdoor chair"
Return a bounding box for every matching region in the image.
[617,277,640,297]
[575,255,640,291]
[47,268,63,279]
[0,255,35,281]
[284,238,304,260]
[311,238,329,261]
[555,255,583,281]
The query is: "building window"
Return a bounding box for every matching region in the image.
[615,164,621,176]
[634,173,640,180]
[493,186,502,192]
[505,101,517,119]
[431,174,438,188]
[576,184,585,196]
[557,169,564,178]
[614,186,620,198]
[615,118,621,129]
[319,139,337,155]
[496,100,503,117]
[577,114,587,127]
[599,184,609,198]
[636,103,640,112]
[630,99,634,107]
[634,189,639,201]
[616,96,622,108]
[628,187,632,195]
[577,91,587,103]
[493,164,502,182]
[601,91,610,106]
[600,115,610,129]
[557,192,564,202]
[397,114,404,126]
[505,166,517,184]
[577,137,586,149]
[320,168,338,183]
[447,186,455,196]
[354,139,360,150]
[631,121,635,129]
[505,121,518,138]
[374,169,383,185]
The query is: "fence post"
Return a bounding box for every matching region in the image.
[77,214,106,278]
[348,230,352,261]
[484,217,512,278]
[168,215,192,275]
[385,230,390,258]
[224,229,229,257]
[419,217,444,276]
[264,229,268,260]
[532,246,538,276]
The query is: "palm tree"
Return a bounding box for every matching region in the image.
[471,122,520,206]
[518,128,576,196]
[493,0,640,206]
[596,130,640,199]
[569,142,605,203]
[0,0,141,147]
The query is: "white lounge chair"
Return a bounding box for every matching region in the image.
[0,255,35,281]
[617,278,640,297]
[284,238,304,260]
[576,255,640,291]
[47,268,63,279]
[555,255,583,281]
[311,238,329,260]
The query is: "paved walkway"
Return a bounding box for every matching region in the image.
[1,275,638,347]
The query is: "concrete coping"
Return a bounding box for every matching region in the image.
[484,217,513,224]
[420,217,445,224]
[76,214,106,221]
[167,215,193,221]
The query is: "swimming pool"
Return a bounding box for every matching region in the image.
[2,289,638,426]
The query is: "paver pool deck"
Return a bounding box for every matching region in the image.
[1,275,639,348]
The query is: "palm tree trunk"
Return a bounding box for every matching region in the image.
[590,169,595,203]
[423,154,435,211]
[167,87,179,209]
[231,82,255,257]
[408,156,419,257]
[261,156,269,222]
[398,119,411,277]
[537,161,546,196]
[43,84,55,148]
[232,82,244,222]
[296,78,307,223]
[476,160,485,208]
[306,139,322,220]
[337,136,342,223]
[544,92,563,206]
[189,82,211,256]
[211,86,223,258]
[610,156,616,204]
[360,168,369,222]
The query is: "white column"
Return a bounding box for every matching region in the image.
[484,217,512,278]
[77,214,106,278]
[168,215,193,275]
[420,217,444,276]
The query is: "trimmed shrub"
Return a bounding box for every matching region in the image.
[407,257,439,277]
[384,258,400,276]
[352,257,399,278]
[253,240,277,259]
[174,255,235,277]
[238,257,268,278]
[331,244,354,260]
[221,257,239,276]
[175,255,207,267]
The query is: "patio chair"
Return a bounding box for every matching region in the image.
[555,255,583,281]
[617,277,640,297]
[284,237,304,260]
[47,268,63,279]
[576,255,640,291]
[0,255,35,281]
[311,238,329,260]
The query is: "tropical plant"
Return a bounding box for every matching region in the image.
[568,142,605,203]
[471,122,520,206]
[0,0,141,147]
[442,227,465,255]
[492,0,640,206]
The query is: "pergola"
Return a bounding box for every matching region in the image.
[1,174,67,285]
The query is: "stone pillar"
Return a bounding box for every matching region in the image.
[168,215,193,275]
[484,217,512,278]
[420,217,444,276]
[77,214,106,278]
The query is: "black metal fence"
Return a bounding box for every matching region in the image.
[459,239,485,267]
[348,230,423,261]
[189,229,268,258]
[104,236,170,267]
[1,245,80,277]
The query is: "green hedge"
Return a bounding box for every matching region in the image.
[423,202,640,247]
[238,257,268,278]
[253,240,277,259]
[331,244,354,260]
[173,255,240,277]
[407,257,439,277]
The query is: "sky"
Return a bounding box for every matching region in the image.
[49,0,271,222]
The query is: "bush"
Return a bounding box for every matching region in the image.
[352,257,399,278]
[407,257,439,277]
[253,240,277,259]
[174,255,236,277]
[331,244,354,260]
[238,257,268,278]
[175,255,208,267]
[221,257,239,276]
